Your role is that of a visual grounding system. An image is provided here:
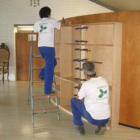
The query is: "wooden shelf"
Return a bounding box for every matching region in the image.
[85,44,113,46]
[51,95,60,104]
[55,43,113,46]
[56,85,60,92]
[55,43,61,45]
[54,72,60,77]
[109,85,112,91]
[61,77,79,84]
[56,57,60,60]
[52,85,60,92]
[62,105,71,112]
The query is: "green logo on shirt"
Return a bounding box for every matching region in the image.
[40,25,47,32]
[98,89,107,98]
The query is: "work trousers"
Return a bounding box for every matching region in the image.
[38,47,57,95]
[71,98,109,126]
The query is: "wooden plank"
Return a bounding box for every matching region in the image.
[54,29,61,43]
[61,27,72,43]
[85,45,113,85]
[83,24,114,45]
[60,44,72,77]
[60,79,73,106]
[72,26,81,43]
[72,45,81,78]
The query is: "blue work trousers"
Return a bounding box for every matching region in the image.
[38,47,57,94]
[71,98,109,126]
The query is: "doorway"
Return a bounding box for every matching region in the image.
[15,25,44,80]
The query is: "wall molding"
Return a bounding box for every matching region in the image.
[89,0,118,11]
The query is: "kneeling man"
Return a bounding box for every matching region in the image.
[71,62,110,135]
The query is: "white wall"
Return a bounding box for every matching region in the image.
[0,0,112,81]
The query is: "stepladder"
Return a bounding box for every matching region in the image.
[27,33,60,126]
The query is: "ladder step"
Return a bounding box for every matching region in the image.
[32,81,56,84]
[32,93,57,98]
[32,68,42,70]
[33,107,59,114]
[33,54,42,58]
[32,81,44,83]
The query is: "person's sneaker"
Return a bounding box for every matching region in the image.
[39,76,44,80]
[95,125,107,135]
[51,89,56,93]
[75,126,85,135]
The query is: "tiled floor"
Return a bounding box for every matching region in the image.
[0,81,140,140]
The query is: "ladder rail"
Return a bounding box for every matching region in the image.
[27,32,33,105]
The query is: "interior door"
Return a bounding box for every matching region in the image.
[16,32,44,80]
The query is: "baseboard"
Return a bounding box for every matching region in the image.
[119,123,140,130]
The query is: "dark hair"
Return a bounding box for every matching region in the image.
[82,61,96,77]
[39,6,51,18]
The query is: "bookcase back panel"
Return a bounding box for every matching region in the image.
[72,62,80,78]
[85,46,113,84]
[60,79,73,106]
[60,61,72,77]
[83,24,114,45]
[73,82,80,95]
[72,45,81,59]
[60,44,72,62]
[95,64,112,85]
[61,27,72,43]
[72,26,81,43]
[54,60,60,73]
[54,29,61,43]
[55,76,60,86]
[72,45,81,78]
[55,44,60,59]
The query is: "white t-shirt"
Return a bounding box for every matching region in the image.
[33,18,61,47]
[78,77,110,120]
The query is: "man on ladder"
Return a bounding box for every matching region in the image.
[33,6,61,95]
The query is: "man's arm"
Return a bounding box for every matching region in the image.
[61,17,65,26]
[74,94,84,101]
[73,83,86,101]
[51,19,61,30]
[33,21,39,33]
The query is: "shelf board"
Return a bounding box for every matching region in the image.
[61,77,79,84]
[54,74,112,90]
[56,85,60,93]
[56,57,60,60]
[51,95,60,104]
[62,105,71,112]
[52,85,60,93]
[54,72,60,77]
[54,43,113,46]
[109,85,112,91]
[85,44,113,47]
[61,43,83,45]
[54,43,61,45]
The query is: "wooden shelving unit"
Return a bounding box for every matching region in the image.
[54,22,122,128]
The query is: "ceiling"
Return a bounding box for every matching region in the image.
[89,0,140,11]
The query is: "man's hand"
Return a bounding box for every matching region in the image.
[74,94,84,102]
[61,17,65,26]
[74,94,79,99]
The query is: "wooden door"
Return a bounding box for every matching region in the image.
[16,33,44,81]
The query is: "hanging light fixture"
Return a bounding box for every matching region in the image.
[38,0,40,6]
[30,0,40,7]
